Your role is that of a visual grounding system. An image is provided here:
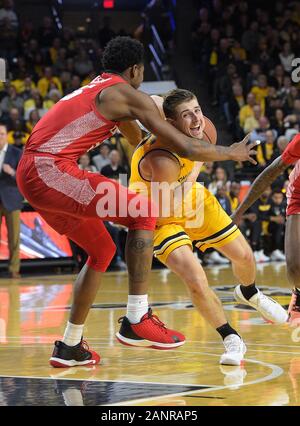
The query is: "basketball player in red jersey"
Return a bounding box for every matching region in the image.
[17,36,258,368]
[232,133,300,326]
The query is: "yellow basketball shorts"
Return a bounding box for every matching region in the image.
[153,188,241,264]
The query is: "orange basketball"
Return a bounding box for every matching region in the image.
[203,116,217,145]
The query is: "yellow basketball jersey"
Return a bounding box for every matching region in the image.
[129,133,201,226]
[130,133,195,194]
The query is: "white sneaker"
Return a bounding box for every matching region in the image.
[270,250,285,261]
[220,334,246,366]
[205,251,230,265]
[234,285,288,324]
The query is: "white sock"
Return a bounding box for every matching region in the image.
[126,295,148,324]
[62,321,84,346]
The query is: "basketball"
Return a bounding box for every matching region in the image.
[203,116,217,145]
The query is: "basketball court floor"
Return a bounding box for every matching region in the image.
[0,262,299,406]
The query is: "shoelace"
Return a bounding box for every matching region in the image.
[118,311,169,334]
[225,338,243,353]
[149,313,168,334]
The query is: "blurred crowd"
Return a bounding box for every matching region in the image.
[0,0,296,271]
[190,0,300,263]
[0,0,175,272]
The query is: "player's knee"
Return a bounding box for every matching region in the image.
[233,244,255,266]
[87,239,116,272]
[185,275,208,297]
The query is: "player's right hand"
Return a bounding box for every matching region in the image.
[228,134,259,165]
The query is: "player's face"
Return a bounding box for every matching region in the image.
[172,99,205,139]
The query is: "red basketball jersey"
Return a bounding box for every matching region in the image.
[25,73,127,160]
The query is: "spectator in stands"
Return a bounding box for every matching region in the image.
[78,153,97,172]
[74,49,94,78]
[64,75,81,96]
[37,67,62,98]
[228,181,241,213]
[256,129,279,168]
[197,162,213,188]
[11,130,25,150]
[245,63,261,93]
[241,21,260,59]
[279,42,295,73]
[249,116,271,144]
[208,166,228,195]
[239,92,257,130]
[92,142,111,172]
[250,73,270,111]
[24,90,48,119]
[244,104,262,134]
[244,187,272,263]
[0,85,24,117]
[268,189,286,261]
[215,183,232,215]
[0,0,18,29]
[26,109,40,133]
[5,107,25,132]
[0,123,23,278]
[270,108,286,136]
[101,149,127,182]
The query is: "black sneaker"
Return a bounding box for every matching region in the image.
[49,339,100,368]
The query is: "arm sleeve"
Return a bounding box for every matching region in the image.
[282,133,300,165]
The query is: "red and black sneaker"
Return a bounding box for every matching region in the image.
[288,288,300,326]
[115,308,185,350]
[49,339,100,368]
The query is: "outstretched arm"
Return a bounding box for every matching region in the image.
[232,156,289,221]
[97,84,258,164]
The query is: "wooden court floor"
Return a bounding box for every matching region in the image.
[0,262,299,406]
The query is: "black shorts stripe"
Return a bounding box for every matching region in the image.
[194,226,239,247]
[194,222,236,244]
[154,231,187,252]
[154,237,191,257]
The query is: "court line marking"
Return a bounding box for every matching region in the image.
[0,374,220,388]
[105,356,284,406]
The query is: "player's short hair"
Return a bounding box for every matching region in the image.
[0,122,7,131]
[163,89,196,118]
[102,36,144,73]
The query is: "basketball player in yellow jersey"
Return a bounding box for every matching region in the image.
[129,89,288,365]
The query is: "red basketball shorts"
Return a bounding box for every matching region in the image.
[17,153,156,271]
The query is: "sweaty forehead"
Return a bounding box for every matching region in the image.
[176,98,201,115]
